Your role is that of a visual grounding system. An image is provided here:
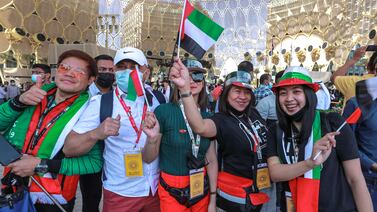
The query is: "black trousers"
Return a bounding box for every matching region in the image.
[34,198,75,212]
[79,172,102,212]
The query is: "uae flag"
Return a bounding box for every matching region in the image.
[127,69,144,101]
[179,0,224,59]
[356,76,377,113]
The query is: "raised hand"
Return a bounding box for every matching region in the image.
[142,112,160,139]
[311,131,339,166]
[19,75,46,105]
[94,114,121,140]
[353,46,367,61]
[169,58,191,91]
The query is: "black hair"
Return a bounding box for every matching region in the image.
[94,54,113,63]
[58,49,98,78]
[260,73,271,84]
[218,85,255,116]
[367,52,377,74]
[276,85,317,145]
[275,71,285,83]
[238,61,253,73]
[32,64,51,74]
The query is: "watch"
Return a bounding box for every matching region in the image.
[34,159,49,175]
[180,91,192,98]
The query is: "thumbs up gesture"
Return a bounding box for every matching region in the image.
[94,114,121,140]
[19,75,46,105]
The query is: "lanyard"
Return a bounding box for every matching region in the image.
[115,87,147,147]
[282,127,299,164]
[179,101,201,158]
[231,113,263,160]
[28,96,73,152]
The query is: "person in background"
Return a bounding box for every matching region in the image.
[88,54,115,96]
[145,65,166,105]
[1,49,102,212]
[80,54,115,212]
[267,66,372,212]
[0,82,6,104]
[343,84,377,210]
[63,47,161,212]
[238,60,254,74]
[315,82,331,110]
[31,63,52,86]
[6,79,20,99]
[331,46,375,110]
[254,74,273,105]
[160,78,172,103]
[143,59,218,212]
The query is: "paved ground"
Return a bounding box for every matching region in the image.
[0,165,86,212]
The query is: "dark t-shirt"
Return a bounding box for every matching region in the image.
[266,112,359,212]
[210,108,269,179]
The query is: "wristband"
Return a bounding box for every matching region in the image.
[210,191,216,195]
[9,95,28,112]
[180,91,192,98]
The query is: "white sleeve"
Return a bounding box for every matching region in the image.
[73,95,102,134]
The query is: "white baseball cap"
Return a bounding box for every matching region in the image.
[114,47,148,66]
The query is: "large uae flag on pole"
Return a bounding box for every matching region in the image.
[179,0,224,59]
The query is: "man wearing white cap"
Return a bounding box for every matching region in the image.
[63,47,160,211]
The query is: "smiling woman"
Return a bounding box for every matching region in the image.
[168,58,271,212]
[266,66,373,212]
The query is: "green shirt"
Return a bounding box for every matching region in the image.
[155,103,211,176]
[0,83,103,176]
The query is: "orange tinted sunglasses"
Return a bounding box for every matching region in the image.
[57,63,87,78]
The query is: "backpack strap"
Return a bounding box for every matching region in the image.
[100,91,114,123]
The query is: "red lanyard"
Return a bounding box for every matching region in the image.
[115,87,147,145]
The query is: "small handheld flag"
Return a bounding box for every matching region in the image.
[126,68,144,102]
[177,0,224,59]
[313,107,362,160]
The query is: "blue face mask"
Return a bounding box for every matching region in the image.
[268,82,273,89]
[115,69,132,92]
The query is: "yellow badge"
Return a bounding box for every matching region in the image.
[286,196,296,212]
[124,150,143,177]
[257,167,271,190]
[189,168,204,199]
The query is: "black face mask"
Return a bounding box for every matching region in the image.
[286,102,307,122]
[96,73,115,88]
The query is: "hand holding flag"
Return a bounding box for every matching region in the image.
[313,108,362,160]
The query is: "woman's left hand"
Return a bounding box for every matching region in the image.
[142,112,160,139]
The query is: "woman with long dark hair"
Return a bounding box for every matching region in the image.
[142,59,218,212]
[166,58,270,211]
[266,66,372,212]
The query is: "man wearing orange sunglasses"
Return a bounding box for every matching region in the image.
[1,50,103,212]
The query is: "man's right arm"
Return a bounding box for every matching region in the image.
[331,46,367,83]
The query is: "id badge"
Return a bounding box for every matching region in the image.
[285,192,296,212]
[256,163,271,189]
[189,168,204,199]
[124,149,143,177]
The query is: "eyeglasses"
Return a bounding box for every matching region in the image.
[31,69,45,75]
[190,72,205,82]
[98,67,114,73]
[57,63,87,78]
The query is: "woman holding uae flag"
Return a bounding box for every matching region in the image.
[266,66,372,212]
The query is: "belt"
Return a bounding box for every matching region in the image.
[365,177,377,186]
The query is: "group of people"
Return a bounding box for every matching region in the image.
[0,44,375,212]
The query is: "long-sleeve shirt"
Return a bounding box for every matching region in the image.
[343,97,377,179]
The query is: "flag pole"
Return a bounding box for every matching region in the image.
[313,108,361,160]
[176,0,188,59]
[136,65,150,110]
[31,176,67,212]
[312,121,346,160]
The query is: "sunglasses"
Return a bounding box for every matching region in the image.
[57,63,87,78]
[190,72,204,82]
